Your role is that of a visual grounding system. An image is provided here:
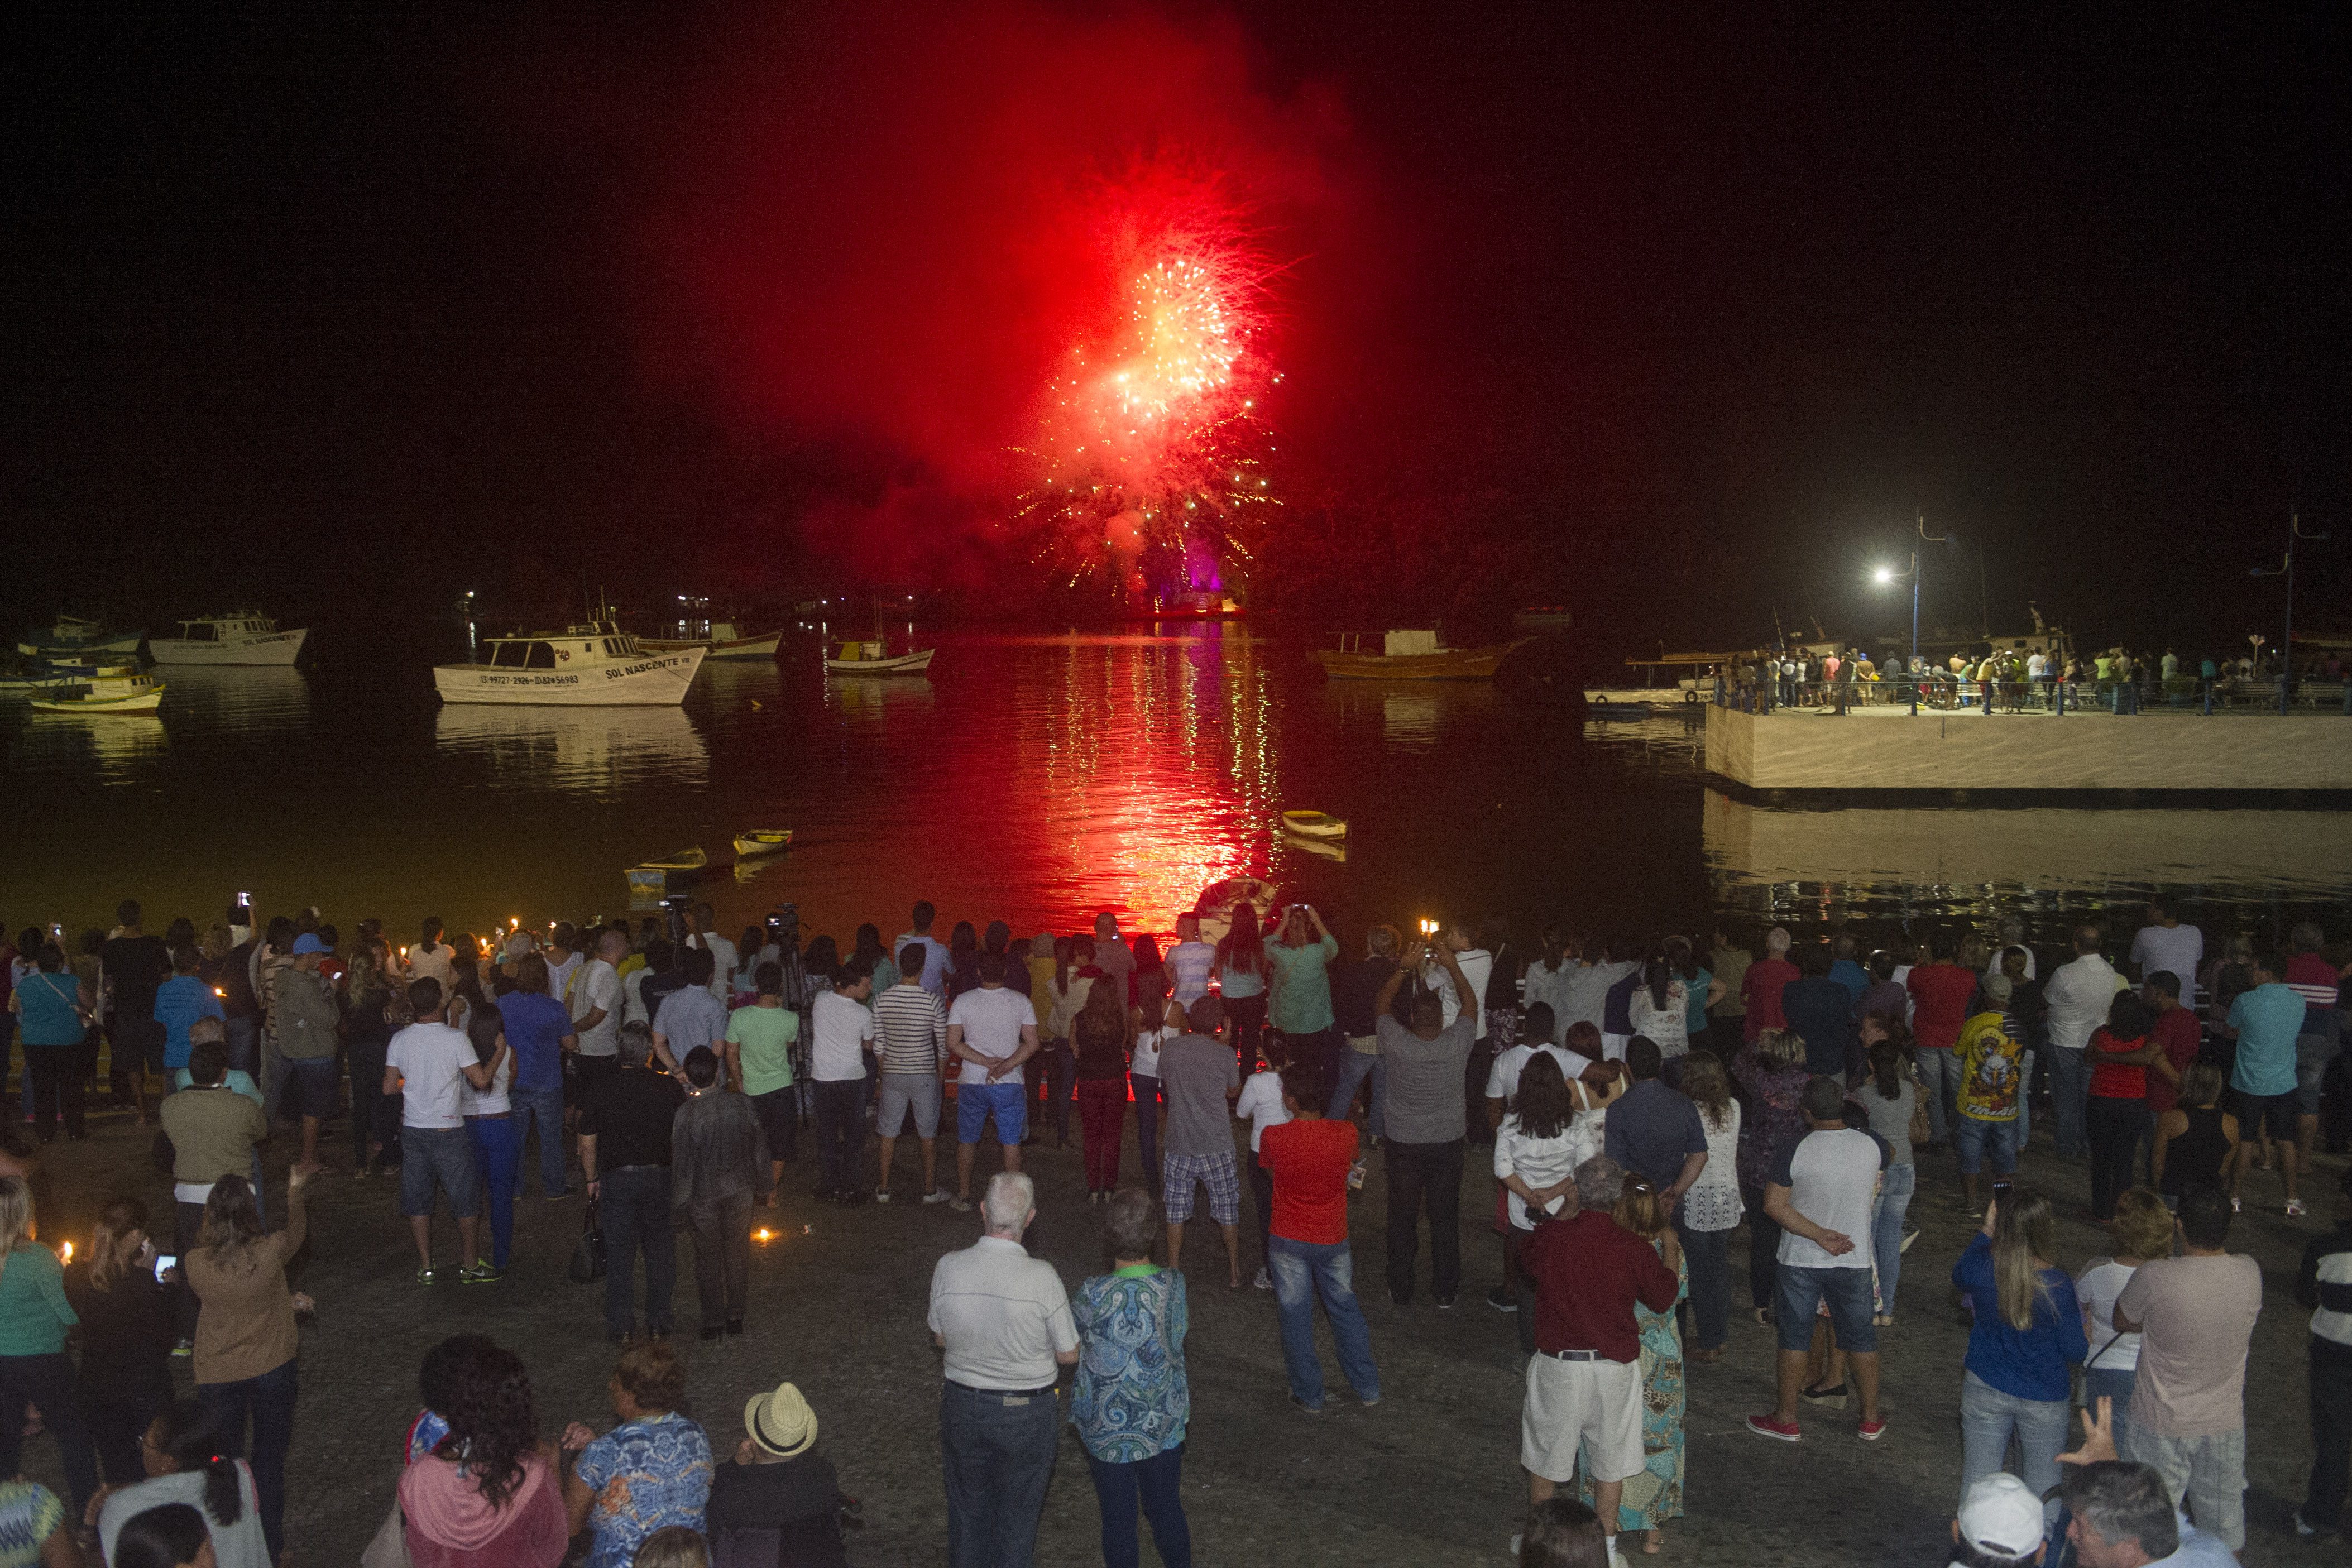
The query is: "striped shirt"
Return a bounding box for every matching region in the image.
[874,982,947,1075]
[1165,941,1216,1005]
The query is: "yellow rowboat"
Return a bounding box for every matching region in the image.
[733,829,794,857]
[625,846,707,897]
[1280,810,1347,840]
[28,666,165,713]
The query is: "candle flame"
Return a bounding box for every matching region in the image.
[59,1242,71,1264]
[753,1228,775,1243]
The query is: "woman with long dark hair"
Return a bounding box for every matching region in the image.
[461,1000,519,1279]
[943,922,981,1004]
[66,1195,174,1489]
[1129,933,1168,1023]
[1731,1029,1812,1322]
[96,1398,265,1567]
[851,923,895,995]
[182,1169,308,1561]
[1674,1051,1742,1360]
[0,1176,98,1518]
[1215,905,1268,1070]
[401,1337,567,1566]
[1493,1053,1581,1353]
[1856,1039,1918,1325]
[1626,955,1690,1059]
[111,1502,214,1568]
[2086,991,2163,1223]
[1951,1187,2085,1510]
[1072,981,1133,1199]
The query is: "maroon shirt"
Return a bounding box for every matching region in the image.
[2144,1005,2202,1116]
[1741,958,1799,1042]
[1521,1209,1681,1363]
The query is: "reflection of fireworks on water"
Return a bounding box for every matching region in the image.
[1014,172,1279,598]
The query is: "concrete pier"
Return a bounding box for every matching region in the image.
[1705,701,2352,790]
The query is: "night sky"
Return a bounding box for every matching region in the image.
[6,5,2346,658]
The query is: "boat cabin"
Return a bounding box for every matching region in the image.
[480,621,645,668]
[171,615,277,642]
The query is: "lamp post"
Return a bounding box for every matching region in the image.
[1873,511,1956,716]
[2251,508,2330,715]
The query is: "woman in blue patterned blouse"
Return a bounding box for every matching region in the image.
[1071,1187,1193,1568]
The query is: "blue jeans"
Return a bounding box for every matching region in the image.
[1953,1115,2018,1176]
[223,1014,258,1079]
[1130,1074,1162,1186]
[1328,1047,1386,1139]
[1872,1162,1916,1313]
[1086,1445,1191,1568]
[941,1380,1060,1568]
[1917,1047,1965,1143]
[1268,1235,1379,1408]
[600,1165,675,1337]
[2015,1051,2035,1149]
[2048,1046,2090,1159]
[200,1356,296,1561]
[2085,1364,2137,1460]
[511,1081,568,1197]
[467,1115,521,1268]
[1960,1369,2068,1521]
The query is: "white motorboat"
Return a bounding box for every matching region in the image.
[823,640,935,675]
[434,619,706,706]
[149,613,309,665]
[28,665,165,714]
[639,621,782,661]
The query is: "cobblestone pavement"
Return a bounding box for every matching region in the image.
[21,1101,2340,1565]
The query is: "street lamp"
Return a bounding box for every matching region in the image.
[2250,507,2329,715]
[1870,512,1957,715]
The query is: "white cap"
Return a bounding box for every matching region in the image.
[1958,1473,2045,1559]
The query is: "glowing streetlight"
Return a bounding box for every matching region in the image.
[1872,513,1957,716]
[1872,565,1895,585]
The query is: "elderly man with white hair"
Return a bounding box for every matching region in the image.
[929,1172,1079,1568]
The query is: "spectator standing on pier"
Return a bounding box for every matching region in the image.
[2226,951,2308,1216]
[807,961,877,1205]
[499,954,577,1203]
[947,952,1041,1211]
[1951,1187,2086,1510]
[1266,904,1341,1077]
[1953,976,2026,1213]
[1780,946,1853,1078]
[1071,1187,1195,1568]
[1740,929,1797,1044]
[1158,998,1242,1288]
[2046,926,2128,1159]
[2128,896,2202,998]
[896,902,951,996]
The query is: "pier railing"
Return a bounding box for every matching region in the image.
[1712,674,2352,716]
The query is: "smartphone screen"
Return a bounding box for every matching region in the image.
[1991,1180,2013,1199]
[154,1254,177,1281]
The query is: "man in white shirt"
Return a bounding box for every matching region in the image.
[809,960,878,1204]
[896,900,953,996]
[928,1172,1078,1568]
[571,929,625,1061]
[1749,1076,1891,1443]
[2127,896,2202,1003]
[544,922,583,1008]
[686,902,736,1002]
[1421,920,1489,1034]
[384,977,492,1283]
[2045,925,2129,1159]
[1233,1058,1292,1291]
[946,952,1040,1211]
[1984,915,2037,981]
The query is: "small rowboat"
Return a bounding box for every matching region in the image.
[733,829,793,857]
[824,641,935,675]
[625,846,707,896]
[1280,810,1347,839]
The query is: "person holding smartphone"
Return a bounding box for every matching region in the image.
[65,1196,176,1490]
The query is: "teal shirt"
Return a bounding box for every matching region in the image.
[171,1067,264,1109]
[0,1244,76,1356]
[1266,934,1341,1034]
[2227,982,2305,1097]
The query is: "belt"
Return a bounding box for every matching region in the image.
[948,1380,1057,1401]
[607,1163,669,1173]
[1538,1348,1620,1363]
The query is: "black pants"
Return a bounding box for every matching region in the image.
[684,1191,753,1330]
[1382,1137,1463,1303]
[1225,996,1268,1070]
[600,1165,676,1337]
[24,1044,83,1139]
[813,1078,866,1193]
[1744,1187,1782,1310]
[347,1037,399,1169]
[2087,1095,2145,1221]
[85,1391,165,1486]
[0,1353,98,1513]
[2310,1336,2352,1531]
[1247,1148,1275,1271]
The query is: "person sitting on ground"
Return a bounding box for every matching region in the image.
[561,1340,713,1568]
[95,1398,266,1568]
[111,1501,214,1568]
[706,1379,847,1568]
[0,1473,79,1568]
[400,1336,567,1567]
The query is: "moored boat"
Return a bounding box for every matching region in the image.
[1311,630,1530,681]
[639,622,783,661]
[435,620,705,706]
[17,615,145,660]
[626,846,708,897]
[149,614,309,666]
[733,829,794,857]
[824,641,935,675]
[28,665,165,714]
[1280,809,1348,839]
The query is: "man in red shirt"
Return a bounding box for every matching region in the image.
[1906,929,1983,1145]
[2284,921,2345,1174]
[1518,1154,1681,1561]
[2140,970,2202,1127]
[1258,1057,1378,1412]
[1741,928,1798,1043]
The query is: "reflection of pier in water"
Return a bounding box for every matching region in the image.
[1704,789,2352,923]
[434,705,707,798]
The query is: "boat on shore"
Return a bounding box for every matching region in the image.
[28,665,165,714]
[1312,630,1530,682]
[733,829,793,857]
[435,620,706,706]
[149,614,309,666]
[825,641,935,675]
[639,622,782,661]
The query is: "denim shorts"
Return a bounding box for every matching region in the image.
[284,1057,339,1119]
[400,1124,481,1219]
[1775,1264,1876,1353]
[879,1072,942,1138]
[1952,1114,2018,1175]
[957,1081,1026,1145]
[2296,1032,2340,1114]
[2232,1086,2300,1140]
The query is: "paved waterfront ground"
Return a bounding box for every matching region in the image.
[23,1102,2339,1565]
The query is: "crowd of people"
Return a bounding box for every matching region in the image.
[0,890,2345,1566]
[1715,641,2352,713]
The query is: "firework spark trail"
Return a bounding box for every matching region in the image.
[1014,170,1281,597]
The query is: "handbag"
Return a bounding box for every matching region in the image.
[358,1499,413,1568]
[1906,1067,1933,1147]
[567,1198,607,1283]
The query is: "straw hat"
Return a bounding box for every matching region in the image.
[743,1380,817,1459]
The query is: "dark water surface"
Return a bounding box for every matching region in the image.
[7,625,2344,951]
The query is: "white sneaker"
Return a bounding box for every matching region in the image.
[1253,1268,1272,1292]
[873,1190,892,1205]
[922,1188,952,1206]
[949,1195,972,1212]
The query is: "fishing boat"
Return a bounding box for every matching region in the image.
[638,622,783,661]
[733,829,794,857]
[28,665,165,714]
[1585,695,1664,720]
[16,615,145,660]
[149,613,309,665]
[434,619,706,706]
[1191,876,1280,946]
[625,846,708,896]
[1279,810,1348,840]
[823,641,935,675]
[1311,630,1530,681]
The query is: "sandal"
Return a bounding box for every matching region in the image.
[1751,1307,1775,1327]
